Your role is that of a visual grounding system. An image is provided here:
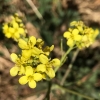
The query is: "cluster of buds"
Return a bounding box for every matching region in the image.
[10,36,60,88]
[2,13,26,41]
[63,21,99,49]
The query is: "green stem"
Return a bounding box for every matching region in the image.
[43,81,52,100]
[55,47,73,72]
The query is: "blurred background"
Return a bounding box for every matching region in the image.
[0,0,100,100]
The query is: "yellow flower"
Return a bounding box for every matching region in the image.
[63,29,82,47]
[76,28,99,48]
[2,14,26,41]
[63,21,99,49]
[36,54,60,78]
[19,66,42,88]
[18,36,43,56]
[10,53,25,76]
[18,36,36,49]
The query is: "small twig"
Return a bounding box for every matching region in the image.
[26,0,43,20]
[60,38,63,57]
[60,49,79,86]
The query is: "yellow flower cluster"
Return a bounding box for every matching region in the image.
[2,13,26,41]
[10,36,60,88]
[63,21,99,49]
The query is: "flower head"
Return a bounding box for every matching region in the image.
[10,36,60,88]
[2,13,26,41]
[19,66,43,88]
[64,29,82,47]
[36,54,60,78]
[63,21,99,49]
[10,53,26,76]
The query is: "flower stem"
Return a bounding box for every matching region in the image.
[43,81,52,100]
[55,47,73,72]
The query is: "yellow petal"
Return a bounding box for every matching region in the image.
[67,39,74,47]
[34,73,42,81]
[14,31,20,39]
[15,17,22,22]
[18,39,28,49]
[77,26,83,32]
[93,29,99,38]
[82,35,88,42]
[19,23,24,27]
[9,27,15,33]
[36,64,46,72]
[36,38,44,48]
[10,53,18,62]
[5,32,12,38]
[52,58,60,67]
[29,36,36,46]
[70,21,77,26]
[36,38,43,42]
[72,29,79,35]
[19,65,25,75]
[18,28,25,34]
[25,66,33,76]
[32,47,42,55]
[63,32,71,38]
[12,22,19,28]
[74,35,82,41]
[22,50,32,59]
[28,80,36,88]
[3,24,8,30]
[39,54,48,64]
[19,76,28,85]
[46,68,55,78]
[10,66,19,76]
[50,45,54,51]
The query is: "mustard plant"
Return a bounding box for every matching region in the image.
[2,14,99,89]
